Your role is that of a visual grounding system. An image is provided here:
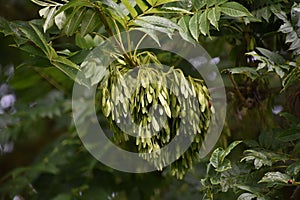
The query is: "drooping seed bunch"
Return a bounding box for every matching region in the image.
[99,64,213,179]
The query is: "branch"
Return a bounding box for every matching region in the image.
[228,72,245,103]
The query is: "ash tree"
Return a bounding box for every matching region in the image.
[0,0,300,200]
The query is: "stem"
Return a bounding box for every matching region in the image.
[94,4,138,68]
[228,73,245,103]
[133,33,148,61]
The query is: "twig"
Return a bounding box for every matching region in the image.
[94,4,138,68]
[228,72,245,103]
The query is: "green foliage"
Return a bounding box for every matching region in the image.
[245,48,288,78]
[1,0,300,199]
[272,3,300,55]
[209,141,242,172]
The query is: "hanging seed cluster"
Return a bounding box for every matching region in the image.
[99,65,213,179]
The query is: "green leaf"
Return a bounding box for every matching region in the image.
[236,185,260,194]
[210,147,223,169]
[192,0,206,10]
[278,22,293,34]
[289,38,300,50]
[260,7,272,22]
[256,47,285,65]
[145,0,156,6]
[279,112,299,125]
[237,193,257,200]
[215,0,228,6]
[259,172,290,184]
[19,44,47,58]
[56,0,91,15]
[286,31,298,43]
[286,160,300,176]
[31,0,61,7]
[178,16,194,43]
[135,0,148,11]
[102,0,129,17]
[136,16,180,30]
[133,19,174,38]
[147,7,192,14]
[160,7,192,14]
[0,18,29,46]
[207,0,217,7]
[133,16,179,38]
[224,67,258,80]
[221,141,242,162]
[241,149,287,169]
[80,9,101,36]
[199,10,209,36]
[277,127,300,142]
[207,7,221,30]
[209,145,235,172]
[63,7,86,36]
[76,33,96,49]
[20,23,50,55]
[0,16,14,36]
[215,158,231,172]
[51,56,80,80]
[121,0,138,18]
[189,13,199,41]
[220,2,252,17]
[55,11,66,30]
[30,23,51,54]
[135,27,160,46]
[241,150,270,169]
[155,0,180,6]
[39,6,57,32]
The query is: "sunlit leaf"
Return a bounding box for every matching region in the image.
[135,0,148,11]
[189,13,199,41]
[256,47,285,65]
[133,18,174,38]
[207,7,221,30]
[221,141,242,162]
[155,0,180,6]
[199,10,209,36]
[259,171,290,184]
[237,193,257,200]
[41,6,57,32]
[55,11,66,30]
[136,16,180,30]
[147,7,192,14]
[121,0,138,18]
[178,16,194,43]
[220,2,252,17]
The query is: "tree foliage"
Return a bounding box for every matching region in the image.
[1,0,300,199]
